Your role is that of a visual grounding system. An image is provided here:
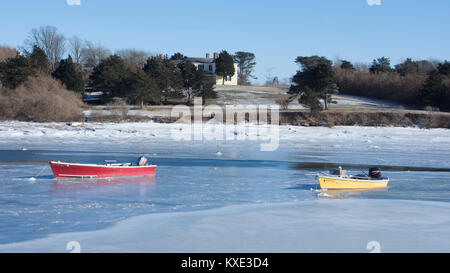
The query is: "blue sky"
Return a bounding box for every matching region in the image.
[1,0,449,84]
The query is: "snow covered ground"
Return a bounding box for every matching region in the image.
[213,85,410,110]
[1,121,449,167]
[82,86,413,119]
[331,94,409,109]
[1,121,449,150]
[0,121,450,252]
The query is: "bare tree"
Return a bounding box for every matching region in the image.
[68,36,84,65]
[265,76,279,87]
[115,49,150,69]
[25,26,66,70]
[333,58,343,68]
[0,45,17,61]
[354,62,370,72]
[80,41,111,69]
[281,77,292,86]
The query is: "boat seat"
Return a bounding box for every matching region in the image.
[106,163,132,167]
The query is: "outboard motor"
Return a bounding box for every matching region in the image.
[369,167,381,179]
[137,156,148,166]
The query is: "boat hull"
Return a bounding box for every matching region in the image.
[49,161,157,178]
[318,176,388,190]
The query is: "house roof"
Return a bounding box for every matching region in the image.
[170,57,214,66]
[171,56,237,66]
[185,57,215,64]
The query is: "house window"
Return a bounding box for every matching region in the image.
[226,76,231,81]
[198,64,204,71]
[209,65,213,72]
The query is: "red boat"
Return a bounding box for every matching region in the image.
[49,157,157,178]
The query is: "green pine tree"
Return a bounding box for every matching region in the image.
[193,72,216,103]
[340,60,354,70]
[0,54,35,89]
[369,57,393,74]
[143,57,183,102]
[395,58,418,76]
[89,55,131,100]
[179,61,198,103]
[420,70,449,110]
[170,52,185,60]
[28,46,50,74]
[215,50,235,85]
[233,51,256,85]
[438,61,450,76]
[289,56,339,112]
[52,56,84,92]
[127,69,161,108]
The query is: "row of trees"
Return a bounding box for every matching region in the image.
[16,25,156,80]
[89,54,218,106]
[0,46,218,107]
[338,56,446,76]
[0,45,84,92]
[1,25,259,107]
[340,57,450,111]
[22,26,114,72]
[19,25,259,86]
[290,55,450,113]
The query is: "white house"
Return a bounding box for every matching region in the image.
[184,52,238,86]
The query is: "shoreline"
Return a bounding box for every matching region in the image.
[1,121,449,156]
[82,108,450,129]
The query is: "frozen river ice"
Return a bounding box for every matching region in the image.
[0,122,449,252]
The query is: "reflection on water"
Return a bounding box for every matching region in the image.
[51,176,156,196]
[317,188,389,199]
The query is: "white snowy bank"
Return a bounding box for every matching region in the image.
[1,121,449,149]
[0,121,449,167]
[1,199,450,253]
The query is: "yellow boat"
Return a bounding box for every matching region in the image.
[317,167,389,190]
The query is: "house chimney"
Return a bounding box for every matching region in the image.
[159,54,163,59]
[206,53,210,59]
[213,52,218,60]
